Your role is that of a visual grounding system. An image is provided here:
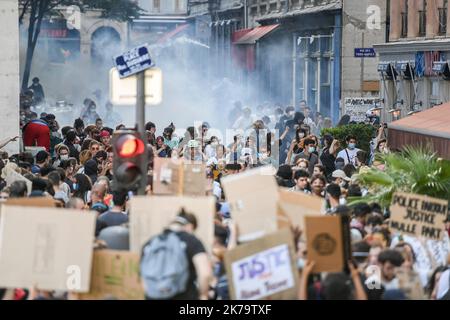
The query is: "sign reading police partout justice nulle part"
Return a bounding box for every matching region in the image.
[389,192,448,241]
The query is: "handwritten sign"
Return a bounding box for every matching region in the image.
[79,250,144,300]
[224,229,298,300]
[389,192,448,241]
[343,97,381,123]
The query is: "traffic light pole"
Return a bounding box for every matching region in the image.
[136,71,148,196]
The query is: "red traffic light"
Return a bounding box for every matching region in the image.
[116,134,145,158]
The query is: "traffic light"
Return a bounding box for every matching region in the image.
[112,130,147,191]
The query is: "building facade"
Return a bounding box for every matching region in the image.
[1,0,20,155]
[374,0,450,122]
[187,0,387,125]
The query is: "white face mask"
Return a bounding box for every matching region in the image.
[75,144,81,152]
[60,155,69,160]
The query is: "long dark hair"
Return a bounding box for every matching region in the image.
[73,173,92,202]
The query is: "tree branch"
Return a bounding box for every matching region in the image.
[19,0,31,24]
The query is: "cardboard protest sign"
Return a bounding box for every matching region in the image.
[0,205,96,292]
[182,163,206,196]
[221,166,279,242]
[129,196,215,253]
[277,188,323,232]
[389,192,448,241]
[152,157,181,195]
[152,158,206,196]
[79,250,144,300]
[224,229,298,300]
[5,197,59,208]
[305,215,352,273]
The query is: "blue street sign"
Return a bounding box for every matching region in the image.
[114,45,154,78]
[354,48,376,58]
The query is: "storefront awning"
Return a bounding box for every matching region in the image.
[388,102,450,159]
[157,24,189,44]
[233,24,279,45]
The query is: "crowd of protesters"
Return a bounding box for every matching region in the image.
[0,91,449,301]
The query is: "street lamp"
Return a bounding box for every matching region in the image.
[388,108,401,121]
[369,106,383,117]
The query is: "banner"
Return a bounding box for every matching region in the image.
[221,166,279,242]
[389,192,448,241]
[343,97,381,122]
[129,196,215,253]
[224,229,298,300]
[0,205,96,292]
[79,250,144,300]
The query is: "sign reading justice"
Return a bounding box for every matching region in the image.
[389,192,448,241]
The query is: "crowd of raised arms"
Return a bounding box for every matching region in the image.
[0,94,448,301]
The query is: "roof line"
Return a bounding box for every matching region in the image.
[388,124,450,140]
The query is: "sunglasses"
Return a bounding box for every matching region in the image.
[91,147,100,151]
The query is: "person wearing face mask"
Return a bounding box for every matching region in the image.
[52,145,70,168]
[292,138,319,177]
[337,135,361,166]
[275,106,295,134]
[63,130,80,160]
[331,169,351,188]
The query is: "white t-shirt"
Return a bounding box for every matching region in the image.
[337,148,361,166]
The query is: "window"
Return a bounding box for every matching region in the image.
[418,0,427,37]
[439,0,448,35]
[401,0,408,38]
[153,0,160,13]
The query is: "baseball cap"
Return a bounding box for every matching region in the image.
[332,169,351,182]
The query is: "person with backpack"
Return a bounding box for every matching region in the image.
[140,209,212,300]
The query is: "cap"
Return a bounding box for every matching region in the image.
[332,169,351,181]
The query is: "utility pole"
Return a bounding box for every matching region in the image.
[136,71,147,196]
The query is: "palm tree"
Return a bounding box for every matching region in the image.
[351,145,450,208]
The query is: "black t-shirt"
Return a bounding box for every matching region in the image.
[320,148,336,178]
[146,231,206,300]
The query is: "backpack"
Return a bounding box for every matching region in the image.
[140,230,189,299]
